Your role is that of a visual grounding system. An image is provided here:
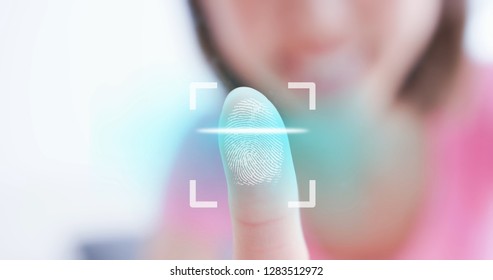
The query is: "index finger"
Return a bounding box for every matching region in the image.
[218,87,309,259]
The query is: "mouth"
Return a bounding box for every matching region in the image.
[277,43,367,96]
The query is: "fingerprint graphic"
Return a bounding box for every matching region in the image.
[223,98,284,186]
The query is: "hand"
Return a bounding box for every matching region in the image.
[218,87,309,259]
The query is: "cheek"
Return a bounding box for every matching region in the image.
[393,1,440,48]
[372,0,442,76]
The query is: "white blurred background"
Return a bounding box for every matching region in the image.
[0,0,491,259]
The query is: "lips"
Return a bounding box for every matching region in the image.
[278,43,367,95]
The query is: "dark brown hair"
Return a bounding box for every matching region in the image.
[189,0,466,113]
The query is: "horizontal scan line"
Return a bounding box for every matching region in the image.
[197,127,308,134]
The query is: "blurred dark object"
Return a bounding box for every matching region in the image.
[79,236,143,260]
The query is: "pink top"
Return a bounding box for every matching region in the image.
[400,64,493,259]
[162,64,493,259]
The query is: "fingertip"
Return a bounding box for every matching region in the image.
[218,87,309,259]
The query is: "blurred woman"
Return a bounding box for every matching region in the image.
[149,0,493,259]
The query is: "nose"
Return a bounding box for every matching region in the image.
[286,0,352,48]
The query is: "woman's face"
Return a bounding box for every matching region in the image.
[199,0,442,112]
